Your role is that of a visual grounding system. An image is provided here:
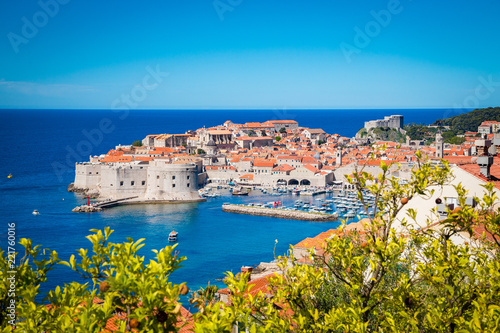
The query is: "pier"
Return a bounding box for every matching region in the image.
[222,204,338,221]
[301,190,326,196]
[93,196,140,208]
[72,196,139,212]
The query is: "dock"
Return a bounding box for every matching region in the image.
[301,190,326,196]
[222,204,338,221]
[94,196,139,208]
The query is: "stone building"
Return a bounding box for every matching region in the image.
[268,120,299,132]
[72,160,203,202]
[436,132,444,158]
[364,115,404,131]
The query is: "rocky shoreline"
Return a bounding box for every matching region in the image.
[222,204,338,221]
[67,183,100,198]
[72,205,103,213]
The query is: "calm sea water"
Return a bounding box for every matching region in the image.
[0,108,469,299]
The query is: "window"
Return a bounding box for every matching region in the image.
[187,183,190,187]
[173,184,176,188]
[96,172,99,174]
[89,172,92,174]
[172,176,176,180]
[157,175,160,179]
[120,181,123,186]
[187,175,190,179]
[142,181,145,185]
[131,181,134,186]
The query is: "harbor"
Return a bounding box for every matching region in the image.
[202,185,375,220]
[222,204,338,221]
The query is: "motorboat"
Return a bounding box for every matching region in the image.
[168,231,178,242]
[232,188,249,196]
[344,211,356,218]
[32,209,40,215]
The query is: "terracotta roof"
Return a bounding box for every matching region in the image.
[458,158,500,190]
[272,164,295,172]
[218,273,279,299]
[302,164,320,173]
[303,128,325,134]
[268,120,298,124]
[253,160,275,168]
[237,136,273,141]
[208,130,232,135]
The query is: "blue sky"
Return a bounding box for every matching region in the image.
[0,0,499,109]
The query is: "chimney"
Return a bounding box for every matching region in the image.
[241,266,253,280]
[475,139,494,179]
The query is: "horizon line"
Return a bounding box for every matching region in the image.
[0,107,484,111]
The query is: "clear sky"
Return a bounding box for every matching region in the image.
[1,0,499,109]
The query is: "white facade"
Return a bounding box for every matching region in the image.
[74,163,102,189]
[73,160,201,201]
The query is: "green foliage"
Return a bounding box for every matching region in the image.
[367,127,405,142]
[261,130,267,137]
[275,136,281,142]
[404,123,438,140]
[434,106,500,133]
[132,140,142,147]
[357,128,368,138]
[1,227,189,332]
[248,130,256,137]
[405,124,466,145]
[197,149,206,155]
[318,140,325,145]
[198,148,500,332]
[445,135,466,145]
[279,127,287,134]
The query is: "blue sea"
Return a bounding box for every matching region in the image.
[0,108,469,302]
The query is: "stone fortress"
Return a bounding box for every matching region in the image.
[364,115,404,131]
[71,160,204,202]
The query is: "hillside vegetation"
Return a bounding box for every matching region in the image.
[404,107,499,144]
[357,127,405,143]
[433,106,500,133]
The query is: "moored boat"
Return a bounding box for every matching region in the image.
[168,231,178,242]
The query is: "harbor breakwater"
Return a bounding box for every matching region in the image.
[222,204,338,221]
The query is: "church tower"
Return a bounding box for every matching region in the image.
[336,148,342,166]
[436,132,444,158]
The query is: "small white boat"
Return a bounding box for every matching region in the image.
[168,231,178,242]
[32,210,40,215]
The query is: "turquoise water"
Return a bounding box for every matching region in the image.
[0,108,468,297]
